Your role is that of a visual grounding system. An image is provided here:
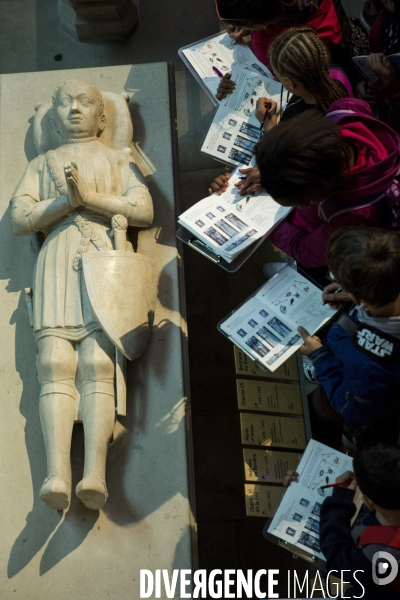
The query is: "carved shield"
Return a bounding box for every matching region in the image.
[82,250,157,361]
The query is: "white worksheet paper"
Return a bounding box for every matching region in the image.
[201,64,283,166]
[267,440,353,561]
[178,169,291,261]
[180,31,273,100]
[220,266,337,370]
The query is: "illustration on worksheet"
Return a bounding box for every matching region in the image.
[272,279,311,312]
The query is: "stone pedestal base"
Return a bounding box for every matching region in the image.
[59,0,139,42]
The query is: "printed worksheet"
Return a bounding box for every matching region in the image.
[201,64,283,166]
[178,168,291,262]
[219,266,336,371]
[267,440,353,561]
[353,53,400,84]
[179,31,273,104]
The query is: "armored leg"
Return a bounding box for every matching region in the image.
[76,331,115,510]
[37,336,78,510]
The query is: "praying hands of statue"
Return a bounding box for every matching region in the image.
[65,160,91,208]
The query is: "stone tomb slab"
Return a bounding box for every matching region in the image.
[0,64,192,599]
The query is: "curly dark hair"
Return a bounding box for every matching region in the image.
[254,111,352,206]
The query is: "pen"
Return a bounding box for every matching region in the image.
[230,27,240,45]
[319,478,353,490]
[239,176,261,182]
[212,66,224,79]
[260,100,272,130]
[322,287,342,306]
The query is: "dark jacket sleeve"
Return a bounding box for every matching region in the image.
[308,324,398,427]
[320,487,372,573]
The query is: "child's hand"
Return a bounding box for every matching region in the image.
[297,326,323,356]
[225,24,251,41]
[322,282,351,309]
[367,53,396,86]
[335,471,357,491]
[216,73,235,100]
[208,173,231,195]
[355,80,375,103]
[284,470,299,487]
[235,167,262,195]
[255,98,278,131]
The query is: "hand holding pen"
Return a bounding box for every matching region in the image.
[255,97,278,132]
[225,24,251,42]
[322,282,351,309]
[234,167,262,195]
[320,471,357,491]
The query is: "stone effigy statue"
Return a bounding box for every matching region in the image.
[10,79,156,511]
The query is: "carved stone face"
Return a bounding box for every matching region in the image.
[53,80,104,140]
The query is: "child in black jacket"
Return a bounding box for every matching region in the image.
[319,445,400,598]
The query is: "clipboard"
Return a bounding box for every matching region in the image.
[176,224,270,272]
[261,439,353,569]
[178,31,274,108]
[176,164,292,272]
[178,32,224,107]
[262,519,327,569]
[217,266,338,371]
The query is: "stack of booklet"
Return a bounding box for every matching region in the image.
[179,31,273,105]
[265,440,353,564]
[179,32,285,167]
[177,168,291,262]
[219,266,337,371]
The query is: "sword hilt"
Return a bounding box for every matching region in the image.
[111,215,128,251]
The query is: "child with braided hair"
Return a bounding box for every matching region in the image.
[212,28,350,197]
[257,26,349,127]
[215,0,342,70]
[217,27,348,118]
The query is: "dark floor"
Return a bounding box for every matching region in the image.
[180,171,310,597]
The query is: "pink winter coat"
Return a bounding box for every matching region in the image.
[268,99,400,267]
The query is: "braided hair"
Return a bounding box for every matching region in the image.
[270,27,345,113]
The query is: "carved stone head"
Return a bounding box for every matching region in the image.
[52,79,106,140]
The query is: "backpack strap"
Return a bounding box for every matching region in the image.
[360,526,400,549]
[329,67,354,98]
[360,526,400,592]
[325,108,357,124]
[360,527,400,592]
[337,312,400,363]
[318,190,386,222]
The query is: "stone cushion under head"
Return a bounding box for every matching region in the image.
[33,91,134,155]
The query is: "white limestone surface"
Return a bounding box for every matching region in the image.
[0,64,192,600]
